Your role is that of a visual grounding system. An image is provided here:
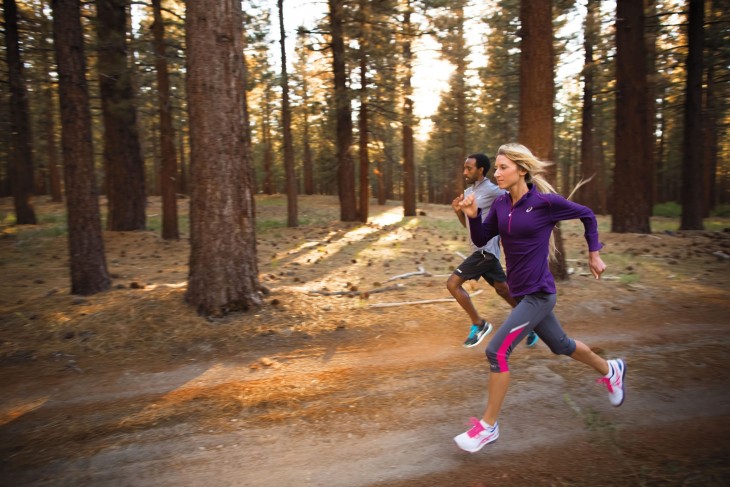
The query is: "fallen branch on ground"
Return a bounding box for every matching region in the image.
[368,289,483,308]
[385,266,431,282]
[308,283,405,296]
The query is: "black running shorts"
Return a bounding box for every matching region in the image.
[453,250,507,285]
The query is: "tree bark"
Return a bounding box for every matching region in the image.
[645,0,658,211]
[704,27,718,214]
[302,109,314,195]
[357,0,370,223]
[680,0,705,230]
[4,0,37,224]
[262,89,274,195]
[152,0,179,240]
[401,0,416,217]
[453,5,467,198]
[518,1,554,164]
[39,5,63,203]
[329,0,357,221]
[52,0,110,295]
[185,0,262,316]
[612,0,652,233]
[278,0,298,227]
[96,0,146,231]
[578,0,599,211]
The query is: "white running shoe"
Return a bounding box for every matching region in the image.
[597,358,626,407]
[454,417,499,453]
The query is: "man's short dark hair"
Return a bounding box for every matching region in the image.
[467,153,491,174]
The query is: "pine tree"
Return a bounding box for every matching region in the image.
[52,0,110,295]
[4,0,37,224]
[185,0,262,315]
[612,0,652,233]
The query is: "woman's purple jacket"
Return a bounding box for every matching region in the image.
[468,184,603,298]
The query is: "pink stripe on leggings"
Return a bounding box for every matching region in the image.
[496,322,530,372]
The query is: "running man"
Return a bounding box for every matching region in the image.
[447,153,539,348]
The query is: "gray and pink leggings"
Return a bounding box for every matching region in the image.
[485,292,577,372]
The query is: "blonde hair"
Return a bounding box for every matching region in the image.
[496,143,557,195]
[496,142,559,261]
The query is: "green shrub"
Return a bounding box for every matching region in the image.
[711,204,730,218]
[653,202,682,218]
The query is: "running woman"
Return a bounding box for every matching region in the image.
[453,143,626,453]
[448,153,539,349]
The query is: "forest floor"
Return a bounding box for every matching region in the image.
[0,194,729,487]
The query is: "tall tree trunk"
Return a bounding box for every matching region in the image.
[357,0,370,223]
[401,0,416,217]
[299,36,314,196]
[185,0,262,316]
[579,0,599,211]
[39,4,62,202]
[241,36,256,202]
[178,129,188,195]
[97,0,146,231]
[358,56,370,222]
[4,0,37,224]
[385,144,393,200]
[612,0,652,233]
[152,0,179,240]
[52,0,110,295]
[704,46,718,214]
[262,93,274,195]
[453,5,467,198]
[680,0,705,230]
[595,118,608,213]
[519,0,568,280]
[376,163,386,204]
[656,82,667,203]
[329,0,357,221]
[519,1,554,164]
[704,0,723,212]
[645,0,658,211]
[278,0,298,227]
[302,110,314,195]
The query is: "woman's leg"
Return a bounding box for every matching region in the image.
[455,293,558,452]
[569,340,610,376]
[533,309,609,376]
[535,312,625,405]
[482,371,510,426]
[481,293,557,423]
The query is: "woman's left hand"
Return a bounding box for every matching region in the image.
[588,251,606,279]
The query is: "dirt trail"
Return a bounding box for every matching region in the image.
[3,315,730,486]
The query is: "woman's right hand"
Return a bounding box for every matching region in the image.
[459,194,478,218]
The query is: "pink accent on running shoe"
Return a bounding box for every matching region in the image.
[466,417,485,438]
[597,362,622,392]
[596,376,613,392]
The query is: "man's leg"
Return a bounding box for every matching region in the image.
[447,273,480,324]
[492,280,517,308]
[446,272,492,347]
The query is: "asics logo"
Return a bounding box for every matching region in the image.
[526,207,533,213]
